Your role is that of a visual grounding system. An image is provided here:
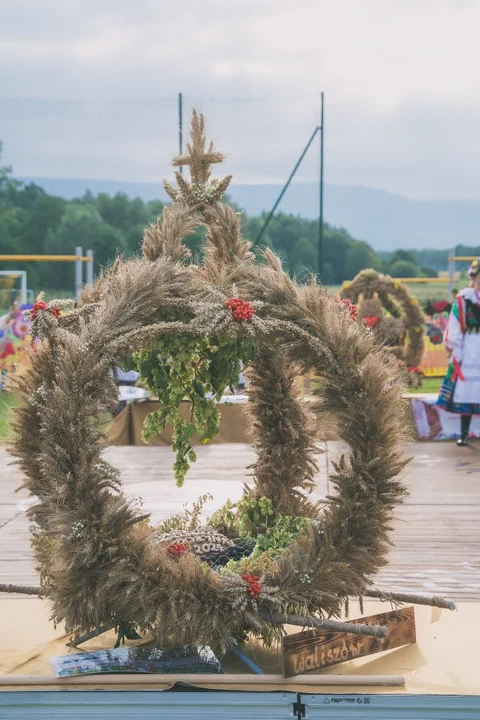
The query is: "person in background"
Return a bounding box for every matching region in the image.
[0,301,18,334]
[437,259,480,445]
[110,366,140,417]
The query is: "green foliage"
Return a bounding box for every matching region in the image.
[44,204,126,285]
[389,249,417,266]
[0,391,16,443]
[208,499,236,537]
[21,195,66,254]
[0,143,24,254]
[345,240,381,279]
[379,250,444,279]
[379,248,449,272]
[390,259,419,278]
[129,334,256,486]
[235,495,275,537]
[244,213,380,283]
[419,265,439,278]
[211,495,311,560]
[252,514,310,556]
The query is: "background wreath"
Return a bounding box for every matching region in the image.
[10,113,449,655]
[342,269,425,385]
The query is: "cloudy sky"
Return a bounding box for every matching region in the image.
[1,0,480,198]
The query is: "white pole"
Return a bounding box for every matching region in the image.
[19,271,27,305]
[86,249,94,285]
[75,246,83,300]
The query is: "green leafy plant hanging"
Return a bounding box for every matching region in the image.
[128,333,255,486]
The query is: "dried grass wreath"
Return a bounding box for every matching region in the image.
[342,270,425,386]
[9,113,453,654]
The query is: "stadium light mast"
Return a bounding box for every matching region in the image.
[178,93,184,174]
[318,91,324,278]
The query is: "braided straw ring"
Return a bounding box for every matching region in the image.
[12,112,410,652]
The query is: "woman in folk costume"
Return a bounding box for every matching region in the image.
[437,259,480,445]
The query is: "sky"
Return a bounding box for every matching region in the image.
[1,0,480,199]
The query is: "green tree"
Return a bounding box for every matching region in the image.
[323,226,356,283]
[44,204,126,289]
[389,249,417,267]
[390,260,418,278]
[0,142,24,253]
[95,193,165,254]
[21,195,66,254]
[420,265,438,278]
[345,241,381,279]
[247,212,317,276]
[8,182,45,211]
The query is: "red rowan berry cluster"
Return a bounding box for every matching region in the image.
[242,573,261,599]
[334,296,358,322]
[226,297,254,322]
[31,301,61,321]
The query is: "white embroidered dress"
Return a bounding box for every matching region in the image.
[443,287,480,408]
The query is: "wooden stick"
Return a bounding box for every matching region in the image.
[265,613,390,639]
[0,583,40,596]
[0,673,405,687]
[67,624,114,648]
[364,589,456,611]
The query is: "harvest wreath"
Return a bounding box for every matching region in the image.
[7,112,453,655]
[342,269,425,387]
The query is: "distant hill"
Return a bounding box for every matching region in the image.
[20,177,480,252]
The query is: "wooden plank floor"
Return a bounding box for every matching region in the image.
[1,441,479,600]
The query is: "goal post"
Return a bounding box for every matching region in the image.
[0,271,28,306]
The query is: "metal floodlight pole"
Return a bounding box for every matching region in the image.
[255,125,320,245]
[178,92,183,174]
[0,271,27,305]
[318,91,324,278]
[75,246,83,300]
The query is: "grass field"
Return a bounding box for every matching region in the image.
[408,377,441,394]
[0,392,16,444]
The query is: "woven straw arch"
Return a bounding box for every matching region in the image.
[342,269,425,369]
[11,113,410,652]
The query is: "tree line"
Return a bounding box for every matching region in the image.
[1,142,475,295]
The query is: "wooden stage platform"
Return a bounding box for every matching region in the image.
[1,441,479,600]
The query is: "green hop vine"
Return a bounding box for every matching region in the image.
[210,496,311,560]
[235,496,310,557]
[127,334,256,486]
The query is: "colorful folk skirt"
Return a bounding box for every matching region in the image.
[437,362,480,415]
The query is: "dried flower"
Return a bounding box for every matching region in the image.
[70,521,86,539]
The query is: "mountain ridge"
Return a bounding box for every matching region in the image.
[19,176,480,251]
